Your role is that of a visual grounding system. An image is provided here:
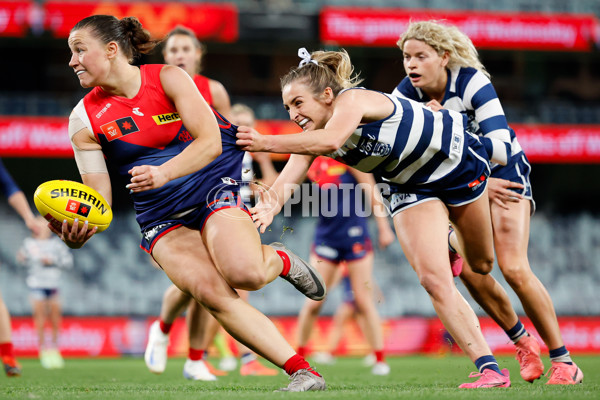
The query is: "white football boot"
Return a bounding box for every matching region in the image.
[144,320,169,374]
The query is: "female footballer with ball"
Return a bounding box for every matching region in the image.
[144,25,237,381]
[56,15,326,392]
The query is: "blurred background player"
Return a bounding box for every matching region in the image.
[394,20,583,385]
[0,158,41,376]
[295,156,395,375]
[16,216,73,369]
[163,25,231,118]
[311,264,386,368]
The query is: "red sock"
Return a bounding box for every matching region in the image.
[277,250,291,277]
[375,350,385,363]
[188,347,204,361]
[0,342,14,358]
[283,354,320,377]
[297,346,307,358]
[159,320,173,334]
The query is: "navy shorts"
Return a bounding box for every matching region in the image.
[381,135,491,217]
[383,173,489,217]
[491,151,535,213]
[140,194,250,254]
[312,238,373,264]
[29,288,58,300]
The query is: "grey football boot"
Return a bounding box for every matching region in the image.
[270,242,326,301]
[277,369,327,392]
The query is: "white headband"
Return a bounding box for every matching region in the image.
[298,47,318,67]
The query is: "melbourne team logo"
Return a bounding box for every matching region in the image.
[65,199,91,217]
[100,117,139,141]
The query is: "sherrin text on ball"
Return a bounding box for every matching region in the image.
[33,180,113,232]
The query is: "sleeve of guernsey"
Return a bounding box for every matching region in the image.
[0,158,20,198]
[462,71,512,165]
[70,100,108,175]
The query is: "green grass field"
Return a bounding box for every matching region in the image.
[0,355,597,399]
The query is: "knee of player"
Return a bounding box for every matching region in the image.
[469,256,494,275]
[352,295,374,313]
[418,273,451,300]
[500,264,529,288]
[226,266,268,291]
[188,286,220,311]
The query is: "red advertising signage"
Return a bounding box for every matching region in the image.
[0,0,34,37]
[0,116,72,158]
[513,124,600,163]
[320,7,599,51]
[44,1,238,41]
[10,316,600,357]
[2,117,600,163]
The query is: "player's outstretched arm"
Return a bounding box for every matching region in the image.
[7,191,39,234]
[250,154,314,234]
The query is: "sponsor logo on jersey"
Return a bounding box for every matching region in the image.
[50,188,109,215]
[152,112,181,125]
[221,177,238,185]
[143,223,172,242]
[389,193,418,208]
[348,226,363,237]
[452,132,463,152]
[96,103,112,119]
[132,107,144,116]
[352,242,365,254]
[65,199,91,217]
[314,245,338,259]
[100,117,139,141]
[468,174,487,190]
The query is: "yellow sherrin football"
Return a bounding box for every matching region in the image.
[34,180,112,232]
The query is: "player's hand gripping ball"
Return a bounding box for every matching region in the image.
[34,180,112,232]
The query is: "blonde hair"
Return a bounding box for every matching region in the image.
[231,103,255,118]
[231,103,255,126]
[280,49,363,97]
[398,20,490,79]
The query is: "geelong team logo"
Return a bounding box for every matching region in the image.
[100,117,139,141]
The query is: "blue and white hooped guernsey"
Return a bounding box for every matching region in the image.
[327,88,486,193]
[393,66,520,169]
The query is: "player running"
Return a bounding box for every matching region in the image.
[56,15,326,392]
